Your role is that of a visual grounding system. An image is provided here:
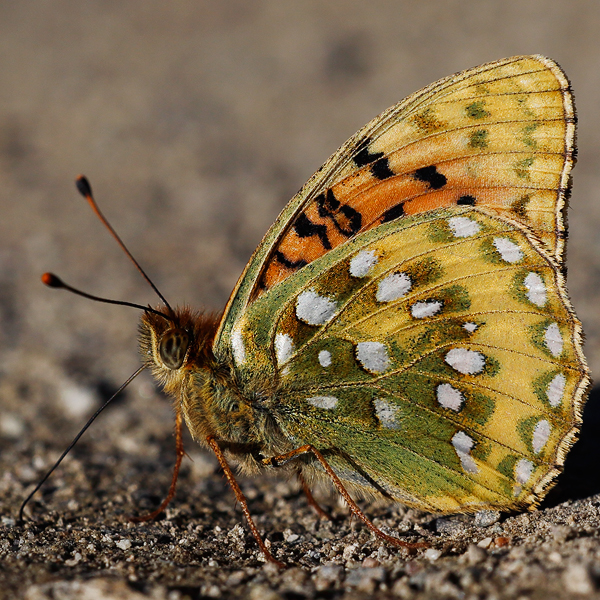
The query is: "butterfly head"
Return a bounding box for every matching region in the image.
[139,307,220,394]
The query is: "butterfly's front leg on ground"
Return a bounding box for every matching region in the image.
[131,405,186,523]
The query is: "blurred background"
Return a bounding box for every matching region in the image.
[1,1,600,505]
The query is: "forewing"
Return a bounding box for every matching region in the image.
[214,55,575,354]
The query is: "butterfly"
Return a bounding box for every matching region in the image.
[40,55,590,567]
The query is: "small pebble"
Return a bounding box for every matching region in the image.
[494,536,510,547]
[474,510,501,527]
[548,551,562,564]
[262,562,280,577]
[424,548,442,561]
[314,564,344,591]
[225,571,247,587]
[200,584,221,598]
[345,567,386,593]
[283,530,299,543]
[405,560,422,576]
[59,382,96,419]
[551,524,574,543]
[477,537,493,549]
[342,542,360,561]
[64,552,82,566]
[0,413,25,438]
[563,562,596,595]
[465,543,486,565]
[392,578,413,598]
[248,585,282,600]
[376,546,390,561]
[282,567,308,587]
[115,539,131,551]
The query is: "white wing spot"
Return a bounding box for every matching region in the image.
[445,348,485,375]
[493,237,524,263]
[532,419,551,454]
[349,250,378,277]
[374,399,400,429]
[515,458,534,485]
[436,383,464,411]
[275,333,294,366]
[318,350,332,367]
[452,431,478,473]
[544,323,563,357]
[463,322,478,333]
[448,216,481,238]
[296,289,337,325]
[307,396,338,410]
[411,300,443,319]
[546,373,566,407]
[231,327,246,366]
[376,272,412,302]
[356,341,390,373]
[524,272,547,307]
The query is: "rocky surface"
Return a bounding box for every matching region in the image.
[3,416,600,600]
[2,2,600,598]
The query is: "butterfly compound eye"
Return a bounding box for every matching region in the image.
[158,329,190,370]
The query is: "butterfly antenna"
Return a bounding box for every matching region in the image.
[41,272,176,323]
[18,366,145,522]
[75,175,174,315]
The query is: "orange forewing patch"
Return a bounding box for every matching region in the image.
[252,58,572,297]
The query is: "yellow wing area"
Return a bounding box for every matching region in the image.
[215,56,575,353]
[231,208,588,512]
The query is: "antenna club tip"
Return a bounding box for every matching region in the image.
[41,272,63,288]
[75,175,92,198]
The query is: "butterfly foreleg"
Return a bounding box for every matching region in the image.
[206,434,285,568]
[131,404,185,523]
[264,445,429,550]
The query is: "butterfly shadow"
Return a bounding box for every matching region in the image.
[541,384,600,508]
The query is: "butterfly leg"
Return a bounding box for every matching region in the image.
[265,445,429,550]
[131,405,185,522]
[207,435,285,568]
[296,469,332,520]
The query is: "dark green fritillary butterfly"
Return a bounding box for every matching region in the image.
[37,56,590,566]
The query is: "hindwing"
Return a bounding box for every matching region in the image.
[226,207,587,511]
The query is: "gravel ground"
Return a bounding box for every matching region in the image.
[3,396,600,600]
[3,2,600,599]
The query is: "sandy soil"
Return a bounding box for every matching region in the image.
[2,2,600,598]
